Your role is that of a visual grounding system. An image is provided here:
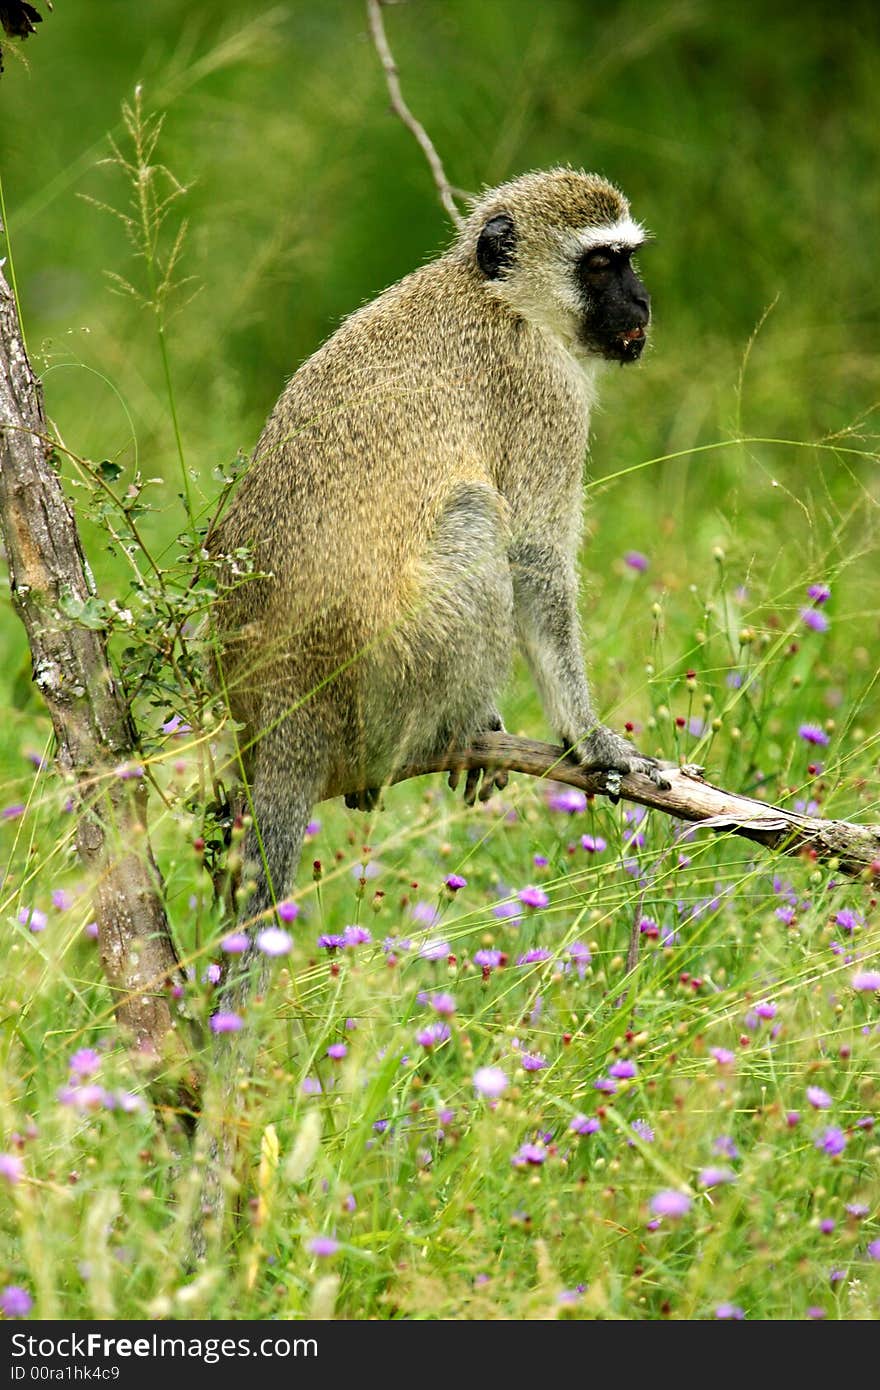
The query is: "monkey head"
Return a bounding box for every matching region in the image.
[464,167,651,366]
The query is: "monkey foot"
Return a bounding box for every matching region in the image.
[448,762,509,806]
[344,787,383,812]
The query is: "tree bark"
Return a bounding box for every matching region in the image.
[387,733,880,883]
[0,258,197,1110]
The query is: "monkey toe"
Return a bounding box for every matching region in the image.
[344,787,382,812]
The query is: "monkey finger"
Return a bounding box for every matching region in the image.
[448,767,461,793]
[463,767,482,805]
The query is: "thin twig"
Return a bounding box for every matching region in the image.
[365,0,464,229]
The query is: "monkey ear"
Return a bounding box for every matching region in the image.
[476,213,517,280]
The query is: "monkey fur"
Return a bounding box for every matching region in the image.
[210,167,668,937]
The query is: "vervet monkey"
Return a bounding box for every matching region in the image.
[210,167,667,931]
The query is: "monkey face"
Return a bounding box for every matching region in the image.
[576,246,651,364]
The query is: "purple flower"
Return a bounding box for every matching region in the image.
[650,1190,692,1219]
[429,992,457,1016]
[83,922,99,941]
[203,963,222,984]
[713,1135,739,1159]
[807,583,831,605]
[845,1202,869,1219]
[0,1153,24,1184]
[786,1111,801,1127]
[473,1066,508,1098]
[0,1285,32,1317]
[807,1086,833,1110]
[2,803,25,820]
[754,1000,776,1020]
[445,874,467,891]
[327,1043,347,1060]
[815,1127,846,1157]
[698,1167,736,1189]
[547,787,587,814]
[220,931,249,953]
[69,1048,101,1078]
[512,1142,547,1167]
[308,1235,340,1257]
[568,941,592,977]
[798,724,829,746]
[517,947,552,966]
[518,886,549,910]
[343,924,372,947]
[800,607,829,633]
[473,948,503,969]
[415,1022,451,1048]
[419,939,451,961]
[835,909,862,933]
[624,550,649,572]
[210,1011,243,1034]
[867,1239,880,1261]
[57,1084,107,1111]
[852,970,880,992]
[594,1077,617,1094]
[51,889,73,911]
[520,1051,548,1072]
[580,834,607,853]
[533,853,548,867]
[276,900,299,923]
[17,907,47,933]
[819,1218,835,1235]
[775,904,796,925]
[715,1303,745,1320]
[317,933,346,951]
[710,1047,735,1066]
[570,1114,600,1136]
[256,927,292,957]
[410,902,441,927]
[305,819,321,836]
[492,900,521,922]
[608,1059,637,1080]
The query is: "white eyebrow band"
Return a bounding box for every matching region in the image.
[575,217,647,253]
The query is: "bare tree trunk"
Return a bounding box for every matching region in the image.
[0,258,197,1111]
[388,734,880,883]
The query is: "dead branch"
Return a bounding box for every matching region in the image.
[0,255,197,1109]
[378,733,880,882]
[365,0,464,229]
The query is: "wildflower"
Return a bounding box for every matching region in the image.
[326,1043,347,1060]
[256,927,292,956]
[209,1011,243,1034]
[473,948,503,969]
[415,1022,451,1048]
[429,992,457,1017]
[786,1111,801,1127]
[51,889,73,911]
[835,909,862,933]
[308,1235,340,1257]
[608,1059,637,1080]
[473,1066,508,1099]
[492,900,521,922]
[68,1048,101,1078]
[419,939,451,961]
[580,834,607,853]
[0,1285,32,1317]
[512,1142,547,1167]
[220,931,249,953]
[17,907,47,933]
[276,900,299,923]
[594,1077,617,1094]
[342,924,372,947]
[547,787,587,814]
[639,916,659,939]
[631,1119,654,1143]
[0,1153,23,1184]
[845,1202,869,1219]
[715,1303,745,1320]
[203,963,222,985]
[807,1086,833,1110]
[410,902,440,926]
[533,853,548,867]
[775,905,796,925]
[445,874,467,891]
[83,922,99,941]
[710,1047,735,1066]
[1,803,25,820]
[698,1167,736,1189]
[867,1239,880,1261]
[807,583,831,604]
[57,1084,107,1110]
[570,1114,600,1136]
[518,886,549,909]
[852,970,880,992]
[624,550,649,572]
[713,1136,739,1159]
[754,1000,777,1020]
[798,724,829,746]
[317,933,346,951]
[650,1190,691,1219]
[819,1219,835,1235]
[815,1127,846,1157]
[800,607,829,633]
[520,1051,547,1072]
[517,947,552,966]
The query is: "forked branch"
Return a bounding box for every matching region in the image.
[377,733,880,882]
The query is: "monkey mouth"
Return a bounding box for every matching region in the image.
[607,324,647,362]
[617,326,645,345]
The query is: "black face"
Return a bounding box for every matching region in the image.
[577,246,650,363]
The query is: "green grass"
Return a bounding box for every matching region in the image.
[1,0,880,1321]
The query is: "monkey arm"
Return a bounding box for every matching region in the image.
[510,538,668,792]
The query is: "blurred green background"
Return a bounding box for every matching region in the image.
[1,0,879,751]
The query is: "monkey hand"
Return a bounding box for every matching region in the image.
[563,724,671,804]
[344,787,383,812]
[447,711,510,806]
